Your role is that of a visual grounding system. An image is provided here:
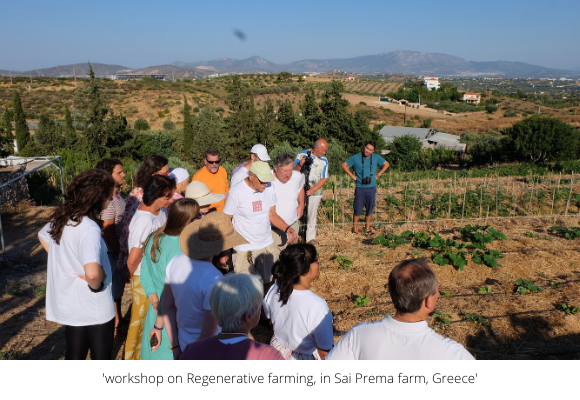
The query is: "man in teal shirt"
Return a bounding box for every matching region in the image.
[342,141,389,234]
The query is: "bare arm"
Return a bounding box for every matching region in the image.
[80,262,107,290]
[270,206,297,244]
[342,162,357,181]
[293,157,305,172]
[307,178,327,196]
[376,161,390,179]
[102,219,120,254]
[127,247,143,276]
[196,310,218,342]
[38,236,49,252]
[317,348,330,360]
[296,187,305,220]
[161,284,181,359]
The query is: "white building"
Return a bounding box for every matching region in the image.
[423,76,440,91]
[462,92,481,105]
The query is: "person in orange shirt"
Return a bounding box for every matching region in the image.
[191,149,229,211]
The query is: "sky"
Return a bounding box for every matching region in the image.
[2,0,579,71]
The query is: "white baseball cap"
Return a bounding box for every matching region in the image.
[169,168,190,184]
[250,144,271,161]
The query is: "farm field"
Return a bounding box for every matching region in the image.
[2,174,580,359]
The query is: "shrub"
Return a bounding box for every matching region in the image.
[163,119,175,130]
[359,101,367,105]
[421,118,432,128]
[486,104,498,113]
[134,118,150,131]
[503,111,518,117]
[133,130,177,160]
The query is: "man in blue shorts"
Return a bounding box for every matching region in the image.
[342,141,389,234]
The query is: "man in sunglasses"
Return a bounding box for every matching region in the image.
[192,148,229,212]
[224,161,297,290]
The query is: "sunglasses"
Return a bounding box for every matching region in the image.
[206,159,221,165]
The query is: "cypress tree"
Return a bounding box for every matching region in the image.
[12,90,30,152]
[64,104,75,133]
[225,76,256,161]
[182,96,194,161]
[2,108,14,154]
[84,64,108,156]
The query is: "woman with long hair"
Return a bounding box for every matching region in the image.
[124,174,175,360]
[116,155,169,276]
[37,169,116,360]
[263,243,334,360]
[140,198,199,360]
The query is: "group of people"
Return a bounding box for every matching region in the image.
[37,139,474,360]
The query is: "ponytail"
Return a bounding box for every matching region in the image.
[272,244,316,305]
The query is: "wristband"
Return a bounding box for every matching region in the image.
[88,281,104,293]
[285,226,291,234]
[153,325,163,331]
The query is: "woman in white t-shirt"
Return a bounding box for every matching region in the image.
[263,243,334,360]
[124,174,175,360]
[37,169,116,360]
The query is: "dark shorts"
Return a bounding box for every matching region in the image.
[353,186,376,217]
[108,252,126,301]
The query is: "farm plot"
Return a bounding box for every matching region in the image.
[311,216,580,359]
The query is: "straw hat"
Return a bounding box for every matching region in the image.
[179,211,248,260]
[184,181,225,206]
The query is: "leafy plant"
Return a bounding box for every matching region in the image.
[472,249,504,268]
[333,255,353,270]
[432,312,451,325]
[549,223,580,240]
[373,230,414,248]
[478,287,492,295]
[354,295,370,307]
[465,313,488,325]
[429,233,468,270]
[515,279,543,294]
[443,290,452,298]
[561,303,579,314]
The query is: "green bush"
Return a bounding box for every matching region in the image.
[133,130,177,161]
[163,119,176,130]
[134,118,150,131]
[486,104,498,114]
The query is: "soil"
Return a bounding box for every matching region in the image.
[1,202,579,360]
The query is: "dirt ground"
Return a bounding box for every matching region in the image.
[1,204,579,360]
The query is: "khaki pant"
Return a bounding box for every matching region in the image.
[232,242,280,283]
[306,195,322,242]
[272,221,299,252]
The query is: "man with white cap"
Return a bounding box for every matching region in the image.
[224,161,297,287]
[185,181,225,218]
[230,144,271,188]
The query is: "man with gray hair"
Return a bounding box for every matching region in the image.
[294,139,329,245]
[327,258,475,360]
[272,152,305,251]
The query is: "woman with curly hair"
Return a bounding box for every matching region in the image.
[37,169,116,360]
[263,243,334,360]
[116,155,169,274]
[124,174,175,360]
[140,198,199,360]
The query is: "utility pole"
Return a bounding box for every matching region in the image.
[404,103,407,125]
[73,67,76,82]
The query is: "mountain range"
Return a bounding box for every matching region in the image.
[2,51,579,78]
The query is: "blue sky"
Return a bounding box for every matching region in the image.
[2,0,579,71]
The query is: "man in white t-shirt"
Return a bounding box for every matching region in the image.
[327,258,475,360]
[271,152,304,251]
[223,161,298,286]
[230,144,271,188]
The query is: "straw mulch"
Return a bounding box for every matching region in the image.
[301,216,580,359]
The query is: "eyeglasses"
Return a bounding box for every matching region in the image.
[206,159,221,165]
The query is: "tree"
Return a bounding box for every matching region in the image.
[255,98,281,146]
[191,106,228,166]
[182,96,194,161]
[486,104,498,114]
[12,90,30,152]
[278,71,292,81]
[84,64,109,156]
[104,113,134,158]
[63,104,75,134]
[134,118,150,131]
[163,119,176,130]
[2,108,14,154]
[299,85,322,143]
[503,115,578,163]
[225,76,256,160]
[385,135,423,171]
[34,113,63,154]
[319,81,355,150]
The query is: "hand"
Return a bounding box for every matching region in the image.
[149,328,162,352]
[306,188,315,196]
[299,158,306,167]
[124,268,132,283]
[352,175,357,181]
[287,228,297,244]
[152,301,159,315]
[375,174,380,180]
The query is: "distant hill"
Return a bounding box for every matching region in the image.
[3,51,579,79]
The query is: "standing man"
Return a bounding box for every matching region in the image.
[192,149,229,212]
[224,161,297,288]
[95,158,127,328]
[342,141,389,235]
[271,152,304,251]
[230,144,271,187]
[294,139,328,245]
[326,258,475,360]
